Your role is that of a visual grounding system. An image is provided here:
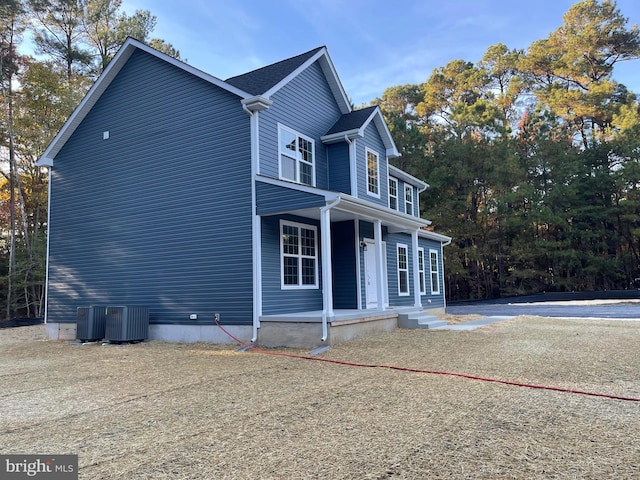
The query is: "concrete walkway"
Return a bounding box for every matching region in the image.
[431,316,515,330]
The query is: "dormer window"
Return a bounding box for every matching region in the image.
[279,124,315,186]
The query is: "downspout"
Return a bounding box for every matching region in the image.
[441,237,451,310]
[320,196,341,341]
[345,135,357,197]
[243,103,262,343]
[43,165,52,324]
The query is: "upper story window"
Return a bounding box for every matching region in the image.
[366,148,380,197]
[389,177,398,210]
[404,185,414,215]
[279,124,315,186]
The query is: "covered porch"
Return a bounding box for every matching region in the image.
[254,176,451,347]
[257,306,447,348]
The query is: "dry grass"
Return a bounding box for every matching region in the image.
[1,316,639,479]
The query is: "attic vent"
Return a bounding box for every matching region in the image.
[76,306,107,342]
[104,306,149,343]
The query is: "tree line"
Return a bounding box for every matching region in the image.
[376,0,640,300]
[0,0,180,320]
[1,1,639,320]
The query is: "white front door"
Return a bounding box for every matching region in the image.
[364,240,378,308]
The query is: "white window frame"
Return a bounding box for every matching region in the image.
[429,249,441,295]
[278,124,315,186]
[397,244,409,296]
[404,184,414,216]
[280,220,319,289]
[388,177,398,210]
[418,247,426,295]
[366,148,380,198]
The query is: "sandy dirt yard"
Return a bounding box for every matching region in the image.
[1,316,638,479]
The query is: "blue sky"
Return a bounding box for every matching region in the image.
[121,0,640,106]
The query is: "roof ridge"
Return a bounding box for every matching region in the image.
[225,46,325,95]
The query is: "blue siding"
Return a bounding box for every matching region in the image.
[258,61,343,188]
[261,215,323,314]
[394,178,418,216]
[419,238,446,309]
[332,221,357,309]
[355,122,389,207]
[48,49,253,326]
[327,142,351,194]
[256,181,326,215]
[385,232,415,307]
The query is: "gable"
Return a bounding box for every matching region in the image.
[38,37,250,166]
[227,46,351,115]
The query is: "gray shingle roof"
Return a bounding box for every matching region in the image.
[225,46,325,95]
[325,106,378,135]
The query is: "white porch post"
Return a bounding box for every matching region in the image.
[412,229,422,309]
[321,207,334,318]
[374,219,385,312]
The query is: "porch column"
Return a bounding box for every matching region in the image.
[374,219,385,311]
[412,229,422,309]
[320,206,334,319]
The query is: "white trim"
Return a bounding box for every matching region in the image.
[388,176,398,210]
[366,147,381,198]
[412,231,422,308]
[280,220,319,289]
[248,108,262,341]
[388,165,428,192]
[355,221,362,309]
[263,47,351,115]
[320,107,400,158]
[278,123,315,186]
[347,136,357,197]
[397,243,410,296]
[430,249,441,295]
[43,167,52,323]
[374,220,386,310]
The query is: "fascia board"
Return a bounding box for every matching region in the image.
[263,48,351,115]
[388,165,429,191]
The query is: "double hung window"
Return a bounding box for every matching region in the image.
[404,185,414,215]
[397,244,409,296]
[279,125,314,186]
[281,220,318,289]
[418,248,426,295]
[389,177,398,210]
[430,249,440,294]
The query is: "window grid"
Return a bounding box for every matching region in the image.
[430,249,440,294]
[418,248,426,295]
[281,221,318,289]
[405,185,413,215]
[367,149,379,197]
[397,244,409,296]
[279,125,315,186]
[389,177,398,210]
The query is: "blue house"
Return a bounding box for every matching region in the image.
[38,38,451,347]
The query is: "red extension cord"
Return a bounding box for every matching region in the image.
[214,318,640,403]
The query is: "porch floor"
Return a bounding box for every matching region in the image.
[260,306,419,325]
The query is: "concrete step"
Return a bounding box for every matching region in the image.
[398,312,448,329]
